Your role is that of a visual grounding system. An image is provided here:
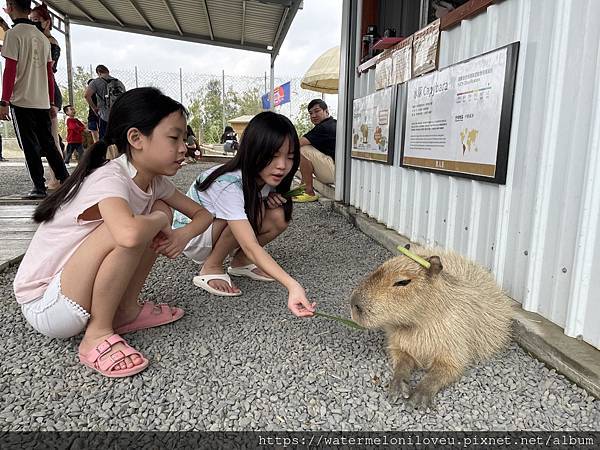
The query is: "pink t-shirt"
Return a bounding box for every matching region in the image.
[13,155,176,304]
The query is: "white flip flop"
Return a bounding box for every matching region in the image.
[227,264,275,282]
[192,273,242,297]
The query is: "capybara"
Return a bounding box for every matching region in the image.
[349,245,513,408]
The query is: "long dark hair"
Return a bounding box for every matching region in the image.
[197,111,300,234]
[34,87,186,223]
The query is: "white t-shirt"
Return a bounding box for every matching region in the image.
[173,165,272,228]
[1,20,52,109]
[14,155,176,304]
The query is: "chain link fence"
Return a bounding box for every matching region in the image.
[0,66,337,150]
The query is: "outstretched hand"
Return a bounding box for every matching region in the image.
[287,284,317,318]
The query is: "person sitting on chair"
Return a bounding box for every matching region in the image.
[292,99,336,203]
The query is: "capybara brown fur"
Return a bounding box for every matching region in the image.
[350,245,513,408]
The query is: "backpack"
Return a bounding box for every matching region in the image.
[103,78,126,110]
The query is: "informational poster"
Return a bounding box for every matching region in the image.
[393,36,413,85]
[352,87,396,164]
[402,42,519,184]
[375,57,394,90]
[412,19,440,78]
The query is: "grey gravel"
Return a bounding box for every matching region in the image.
[1,162,600,431]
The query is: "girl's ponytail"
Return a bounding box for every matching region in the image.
[33,140,109,223]
[34,87,186,224]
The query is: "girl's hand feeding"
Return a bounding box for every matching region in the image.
[287,283,316,317]
[265,192,286,209]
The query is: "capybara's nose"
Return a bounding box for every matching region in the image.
[350,293,363,313]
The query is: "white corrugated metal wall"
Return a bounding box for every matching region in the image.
[348,0,600,349]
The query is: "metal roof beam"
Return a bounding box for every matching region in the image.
[201,0,215,40]
[271,0,301,59]
[162,0,183,36]
[128,0,154,32]
[96,0,125,27]
[64,0,96,22]
[241,0,246,45]
[272,7,289,48]
[69,18,271,54]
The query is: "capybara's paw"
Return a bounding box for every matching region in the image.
[407,387,435,410]
[388,376,411,402]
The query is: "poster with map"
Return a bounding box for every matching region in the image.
[401,42,519,184]
[352,87,396,164]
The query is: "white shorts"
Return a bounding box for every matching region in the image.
[183,224,214,264]
[21,272,90,339]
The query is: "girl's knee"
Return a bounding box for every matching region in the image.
[267,207,289,233]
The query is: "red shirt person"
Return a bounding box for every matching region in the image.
[63,104,86,164]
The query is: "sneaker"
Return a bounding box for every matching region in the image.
[292,192,319,203]
[23,189,47,199]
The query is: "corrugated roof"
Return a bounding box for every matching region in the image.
[42,0,302,57]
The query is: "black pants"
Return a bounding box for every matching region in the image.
[11,105,69,191]
[64,143,84,164]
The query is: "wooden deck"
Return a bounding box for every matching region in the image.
[0,204,37,272]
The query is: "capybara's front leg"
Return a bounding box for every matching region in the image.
[388,349,416,402]
[409,359,463,409]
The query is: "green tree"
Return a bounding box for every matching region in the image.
[293,102,312,138]
[186,81,263,144]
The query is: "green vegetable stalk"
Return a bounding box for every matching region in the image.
[282,184,306,198]
[314,311,365,331]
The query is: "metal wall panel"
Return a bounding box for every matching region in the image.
[348,0,600,349]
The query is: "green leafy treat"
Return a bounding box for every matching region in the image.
[314,311,365,330]
[397,245,431,269]
[283,184,306,198]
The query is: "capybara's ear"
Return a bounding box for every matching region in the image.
[427,256,443,275]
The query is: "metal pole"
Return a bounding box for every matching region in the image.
[336,0,359,203]
[90,64,93,78]
[135,66,138,88]
[221,69,226,132]
[269,56,275,111]
[64,15,74,104]
[264,72,267,98]
[179,68,183,103]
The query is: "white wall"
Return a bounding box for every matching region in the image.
[348,0,600,349]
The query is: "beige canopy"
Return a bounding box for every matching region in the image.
[300,46,340,94]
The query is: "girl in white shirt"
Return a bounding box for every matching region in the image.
[173,112,316,317]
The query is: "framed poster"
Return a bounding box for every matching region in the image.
[401,42,519,184]
[412,19,440,78]
[393,36,413,85]
[351,86,396,164]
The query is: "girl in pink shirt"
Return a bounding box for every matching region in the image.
[14,87,212,378]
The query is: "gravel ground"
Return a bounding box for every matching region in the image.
[0,162,599,431]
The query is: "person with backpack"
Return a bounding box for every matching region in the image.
[84,64,126,140]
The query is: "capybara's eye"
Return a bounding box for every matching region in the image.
[394,279,411,287]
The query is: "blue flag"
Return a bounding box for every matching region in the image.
[262,81,291,109]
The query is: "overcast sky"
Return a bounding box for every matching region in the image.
[1,1,342,78]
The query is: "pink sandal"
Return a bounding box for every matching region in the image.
[79,334,149,378]
[114,301,185,335]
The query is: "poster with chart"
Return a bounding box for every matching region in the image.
[402,42,519,184]
[352,87,396,164]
